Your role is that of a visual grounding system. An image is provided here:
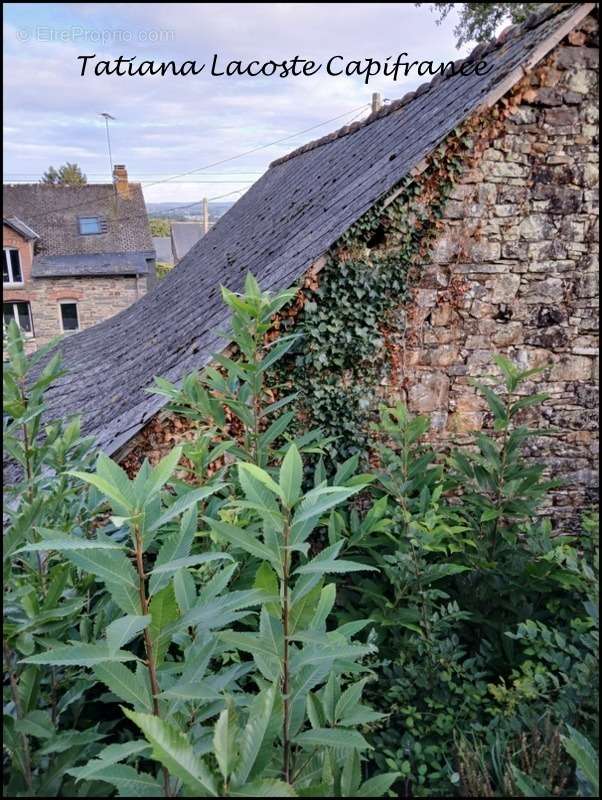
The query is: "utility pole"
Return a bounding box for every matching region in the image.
[371,92,383,114]
[99,112,116,181]
[202,197,209,234]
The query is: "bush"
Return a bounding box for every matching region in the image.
[332,361,599,796]
[2,279,598,798]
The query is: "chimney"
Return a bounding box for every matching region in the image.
[371,92,383,114]
[113,164,129,198]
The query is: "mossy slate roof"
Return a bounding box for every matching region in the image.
[36,3,591,456]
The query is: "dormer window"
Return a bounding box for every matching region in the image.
[78,216,103,235]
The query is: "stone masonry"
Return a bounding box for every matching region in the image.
[8,274,144,345]
[395,18,599,527]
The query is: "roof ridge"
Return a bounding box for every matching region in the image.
[269,3,574,168]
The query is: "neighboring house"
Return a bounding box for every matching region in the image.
[3,217,39,347]
[29,4,599,525]
[152,236,174,266]
[3,165,156,349]
[171,222,204,262]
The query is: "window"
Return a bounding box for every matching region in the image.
[78,216,102,235]
[59,301,79,332]
[3,248,23,284]
[3,301,33,337]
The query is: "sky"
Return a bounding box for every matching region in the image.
[3,3,477,205]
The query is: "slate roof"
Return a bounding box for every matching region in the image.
[171,222,204,262]
[152,236,174,265]
[2,182,154,277]
[31,3,593,457]
[31,251,155,278]
[3,216,40,241]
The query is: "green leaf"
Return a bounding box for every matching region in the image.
[254,562,280,619]
[562,726,599,795]
[174,568,197,613]
[279,444,303,507]
[355,773,401,797]
[291,485,363,544]
[148,506,196,596]
[37,727,106,755]
[93,663,153,711]
[143,446,183,497]
[238,463,283,500]
[14,710,54,739]
[64,548,141,615]
[149,584,179,665]
[293,728,372,751]
[15,532,124,554]
[294,558,377,575]
[334,678,369,724]
[106,615,150,653]
[149,553,233,576]
[511,766,549,796]
[123,708,218,796]
[232,686,278,786]
[21,644,138,667]
[67,740,150,781]
[219,631,279,661]
[214,705,238,782]
[67,469,132,514]
[70,763,163,796]
[147,484,224,534]
[208,519,277,564]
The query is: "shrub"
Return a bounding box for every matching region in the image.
[2,280,598,798]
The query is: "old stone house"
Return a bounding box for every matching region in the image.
[3,165,156,350]
[34,3,598,528]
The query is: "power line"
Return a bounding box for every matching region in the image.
[4,103,370,224]
[140,103,370,188]
[4,179,255,185]
[4,171,265,177]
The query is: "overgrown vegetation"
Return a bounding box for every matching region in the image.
[275,114,506,465]
[3,277,599,797]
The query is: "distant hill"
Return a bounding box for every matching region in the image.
[146,201,234,220]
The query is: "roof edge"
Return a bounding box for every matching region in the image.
[270,3,591,168]
[3,216,40,240]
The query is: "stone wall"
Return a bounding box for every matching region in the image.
[4,274,144,347]
[396,18,599,527]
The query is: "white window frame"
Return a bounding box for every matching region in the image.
[3,247,23,285]
[78,216,102,235]
[59,300,80,333]
[4,300,34,338]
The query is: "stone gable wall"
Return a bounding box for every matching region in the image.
[395,19,599,525]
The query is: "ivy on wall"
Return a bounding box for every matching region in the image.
[272,107,514,465]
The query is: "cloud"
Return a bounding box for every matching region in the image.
[4,2,468,202]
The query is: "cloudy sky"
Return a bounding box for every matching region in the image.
[4,3,478,204]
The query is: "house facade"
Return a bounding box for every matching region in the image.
[27,4,599,528]
[3,165,156,350]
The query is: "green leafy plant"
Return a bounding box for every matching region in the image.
[3,282,598,798]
